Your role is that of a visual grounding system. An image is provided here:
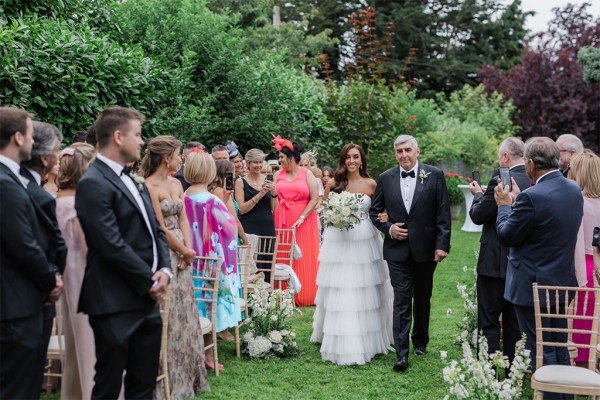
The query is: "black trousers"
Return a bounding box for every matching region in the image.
[476,275,520,362]
[388,252,436,360]
[0,312,44,399]
[89,307,162,400]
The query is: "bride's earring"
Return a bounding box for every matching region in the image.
[359,164,363,170]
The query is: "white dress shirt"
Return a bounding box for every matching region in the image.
[96,153,158,272]
[400,161,419,214]
[0,154,27,188]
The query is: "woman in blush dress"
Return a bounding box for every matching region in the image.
[140,136,209,398]
[55,143,97,400]
[184,148,242,369]
[311,143,394,365]
[272,136,320,306]
[570,152,600,363]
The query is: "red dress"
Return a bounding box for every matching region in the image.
[274,167,320,306]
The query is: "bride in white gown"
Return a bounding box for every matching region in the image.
[311,143,394,365]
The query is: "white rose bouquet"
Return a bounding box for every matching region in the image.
[242,283,300,359]
[320,191,365,230]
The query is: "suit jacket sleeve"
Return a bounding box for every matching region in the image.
[470,176,499,225]
[496,191,534,247]
[76,177,154,296]
[0,179,56,292]
[435,170,451,252]
[369,174,393,236]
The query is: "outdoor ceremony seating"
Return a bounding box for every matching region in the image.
[247,235,279,292]
[193,256,222,376]
[235,244,252,357]
[274,228,295,290]
[156,284,173,400]
[531,283,600,399]
[44,316,65,399]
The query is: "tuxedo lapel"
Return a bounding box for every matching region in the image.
[1,163,27,189]
[410,164,427,208]
[390,167,409,215]
[94,159,144,216]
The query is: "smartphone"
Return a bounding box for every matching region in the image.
[225,171,234,191]
[472,170,481,185]
[498,167,512,191]
[265,173,274,182]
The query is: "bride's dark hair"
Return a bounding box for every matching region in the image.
[331,143,370,193]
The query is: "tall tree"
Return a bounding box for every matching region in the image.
[480,3,600,152]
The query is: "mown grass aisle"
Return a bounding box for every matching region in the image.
[200,219,482,399]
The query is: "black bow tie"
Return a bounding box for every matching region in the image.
[121,166,133,176]
[401,170,415,178]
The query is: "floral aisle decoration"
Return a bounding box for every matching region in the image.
[242,283,300,359]
[444,172,469,205]
[455,264,478,346]
[441,334,531,400]
[319,191,364,230]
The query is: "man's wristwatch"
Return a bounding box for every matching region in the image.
[159,267,173,279]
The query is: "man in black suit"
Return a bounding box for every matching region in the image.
[0,107,62,399]
[555,133,583,177]
[20,121,68,397]
[370,134,451,372]
[469,137,531,362]
[173,140,203,191]
[495,137,583,376]
[75,106,172,399]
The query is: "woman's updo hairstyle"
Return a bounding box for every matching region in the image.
[280,141,302,163]
[139,135,182,178]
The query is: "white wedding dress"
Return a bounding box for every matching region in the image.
[311,194,394,365]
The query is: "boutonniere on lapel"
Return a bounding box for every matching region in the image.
[418,169,431,184]
[129,172,145,192]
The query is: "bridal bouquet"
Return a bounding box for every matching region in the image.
[242,283,300,359]
[320,191,365,230]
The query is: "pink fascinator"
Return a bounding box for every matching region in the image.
[60,147,76,157]
[272,135,294,152]
[190,146,205,154]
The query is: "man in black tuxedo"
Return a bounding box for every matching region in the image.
[370,134,451,372]
[468,137,531,362]
[0,107,62,399]
[173,141,203,191]
[20,121,68,397]
[495,137,582,378]
[75,106,172,399]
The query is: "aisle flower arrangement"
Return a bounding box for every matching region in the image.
[320,191,364,230]
[242,284,300,359]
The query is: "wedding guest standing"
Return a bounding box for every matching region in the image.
[173,141,203,191]
[556,134,584,177]
[321,166,334,188]
[20,121,68,396]
[184,148,242,369]
[42,158,59,197]
[570,152,600,363]
[75,107,172,399]
[369,134,451,372]
[56,143,97,400]
[140,136,209,399]
[311,143,393,365]
[0,107,62,399]
[272,136,320,306]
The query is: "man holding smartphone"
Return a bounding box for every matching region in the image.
[468,137,530,362]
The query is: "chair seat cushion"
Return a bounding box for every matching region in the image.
[199,316,212,335]
[274,269,290,280]
[533,365,600,387]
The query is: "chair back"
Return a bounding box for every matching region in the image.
[192,255,222,316]
[275,228,295,267]
[253,235,279,287]
[237,244,252,305]
[156,284,172,399]
[533,283,600,370]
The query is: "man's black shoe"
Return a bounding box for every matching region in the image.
[393,357,409,372]
[414,347,426,356]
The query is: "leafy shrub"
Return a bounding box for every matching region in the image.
[444,172,469,205]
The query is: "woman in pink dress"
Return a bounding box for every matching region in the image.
[272,136,320,306]
[55,143,97,400]
[570,152,600,363]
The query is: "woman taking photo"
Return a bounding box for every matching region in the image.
[272,136,320,306]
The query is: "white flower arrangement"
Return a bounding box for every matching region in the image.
[129,172,145,191]
[242,283,300,359]
[319,191,365,230]
[441,334,531,400]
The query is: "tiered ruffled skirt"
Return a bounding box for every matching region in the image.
[310,219,394,365]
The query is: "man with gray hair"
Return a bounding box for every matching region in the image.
[370,134,451,372]
[469,137,531,362]
[556,133,584,177]
[20,121,67,398]
[495,136,583,374]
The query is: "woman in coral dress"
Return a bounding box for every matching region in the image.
[272,136,320,306]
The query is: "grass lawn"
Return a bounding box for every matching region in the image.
[199,217,486,399]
